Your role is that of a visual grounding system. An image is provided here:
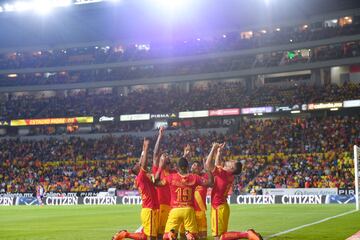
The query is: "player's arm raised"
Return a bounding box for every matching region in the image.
[205,142,219,172]
[215,142,226,167]
[153,152,167,187]
[153,126,164,167]
[183,144,191,160]
[140,138,150,170]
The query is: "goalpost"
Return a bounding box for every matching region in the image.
[355,145,359,211]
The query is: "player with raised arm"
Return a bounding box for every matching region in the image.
[179,144,209,240]
[210,143,263,240]
[112,138,159,240]
[152,126,173,239]
[154,144,215,240]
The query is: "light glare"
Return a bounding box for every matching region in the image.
[33,1,53,15]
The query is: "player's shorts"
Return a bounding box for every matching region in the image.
[195,210,207,232]
[140,208,159,237]
[158,204,171,234]
[165,207,198,234]
[211,203,230,237]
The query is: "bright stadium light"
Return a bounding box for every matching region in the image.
[14,1,33,12]
[150,0,193,18]
[32,0,55,15]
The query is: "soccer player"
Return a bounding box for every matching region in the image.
[112,138,159,240]
[151,126,173,239]
[36,183,46,206]
[210,143,262,240]
[191,160,209,240]
[179,146,208,240]
[154,144,216,240]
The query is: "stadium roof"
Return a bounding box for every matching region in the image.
[0,0,359,48]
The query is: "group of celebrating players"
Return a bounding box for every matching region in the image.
[112,127,263,240]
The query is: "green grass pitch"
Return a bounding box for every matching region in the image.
[0,204,359,239]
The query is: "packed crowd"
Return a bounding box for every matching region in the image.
[248,151,354,193]
[1,40,359,87]
[1,82,359,120]
[0,19,359,70]
[0,115,358,193]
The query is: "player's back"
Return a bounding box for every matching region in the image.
[136,169,159,209]
[167,173,202,208]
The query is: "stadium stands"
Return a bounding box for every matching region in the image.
[0,82,359,119]
[1,116,358,193]
[0,8,359,199]
[1,40,360,87]
[0,19,359,70]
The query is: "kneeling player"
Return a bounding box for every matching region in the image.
[113,138,159,240]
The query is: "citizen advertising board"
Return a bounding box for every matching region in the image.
[1,194,355,206]
[0,197,15,206]
[233,195,326,204]
[44,196,117,205]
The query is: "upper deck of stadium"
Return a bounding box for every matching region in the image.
[0,0,358,91]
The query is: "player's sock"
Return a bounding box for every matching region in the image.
[126,232,147,240]
[220,231,248,240]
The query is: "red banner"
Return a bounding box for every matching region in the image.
[209,108,240,116]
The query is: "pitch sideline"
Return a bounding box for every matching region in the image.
[265,209,358,239]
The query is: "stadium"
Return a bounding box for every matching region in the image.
[0,0,360,239]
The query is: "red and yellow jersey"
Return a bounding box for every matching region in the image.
[135,168,159,209]
[194,172,208,211]
[163,172,207,208]
[211,166,234,208]
[152,166,173,206]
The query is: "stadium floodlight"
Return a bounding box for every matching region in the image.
[32,0,55,15]
[150,0,194,19]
